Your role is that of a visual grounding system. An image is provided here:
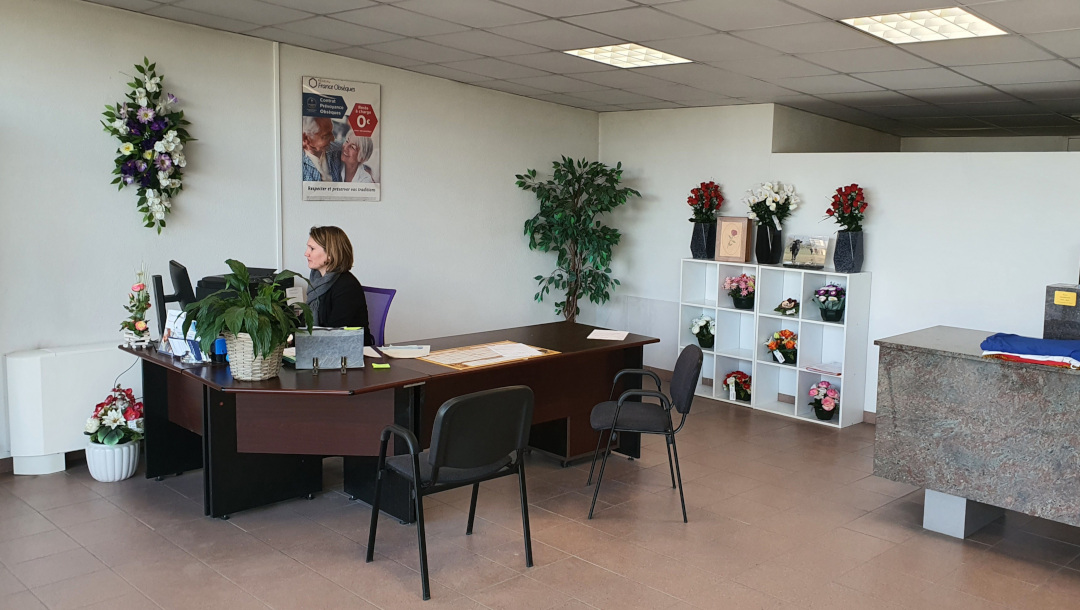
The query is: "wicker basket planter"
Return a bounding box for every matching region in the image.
[225,332,285,381]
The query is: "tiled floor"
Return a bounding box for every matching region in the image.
[2,397,1080,609]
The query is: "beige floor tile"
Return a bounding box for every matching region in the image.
[0,566,26,597]
[533,521,618,557]
[530,557,681,610]
[937,558,1038,608]
[867,533,989,583]
[82,590,163,609]
[835,561,934,601]
[896,583,1010,610]
[843,510,920,544]
[0,512,57,543]
[469,574,571,610]
[0,529,80,566]
[0,590,47,610]
[40,498,127,529]
[850,475,920,498]
[993,529,1080,566]
[30,568,138,610]
[9,547,109,589]
[116,557,268,610]
[701,494,782,526]
[733,561,831,603]
[479,539,567,572]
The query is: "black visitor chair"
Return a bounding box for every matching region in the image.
[366,386,535,600]
[586,344,703,522]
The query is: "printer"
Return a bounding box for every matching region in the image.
[196,267,294,300]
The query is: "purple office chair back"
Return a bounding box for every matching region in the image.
[363,286,396,347]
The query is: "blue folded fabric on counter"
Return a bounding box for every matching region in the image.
[980,333,1080,360]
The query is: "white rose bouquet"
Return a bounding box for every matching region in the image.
[744,181,800,230]
[85,386,145,446]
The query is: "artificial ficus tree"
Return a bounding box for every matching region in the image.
[515,156,640,322]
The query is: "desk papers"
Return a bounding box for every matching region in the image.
[420,341,559,370]
[588,329,629,340]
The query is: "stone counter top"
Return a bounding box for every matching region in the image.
[876,325,1080,377]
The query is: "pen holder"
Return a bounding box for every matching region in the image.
[341,356,347,374]
[312,357,319,375]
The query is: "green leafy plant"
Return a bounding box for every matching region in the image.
[182,260,312,358]
[515,156,640,322]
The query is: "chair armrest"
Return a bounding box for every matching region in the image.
[379,424,421,455]
[612,368,662,391]
[616,389,671,410]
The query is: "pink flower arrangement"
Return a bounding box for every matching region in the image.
[723,274,755,299]
[121,268,152,338]
[808,380,839,412]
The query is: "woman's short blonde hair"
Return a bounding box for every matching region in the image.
[309,226,353,273]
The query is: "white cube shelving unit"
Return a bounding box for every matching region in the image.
[678,259,871,428]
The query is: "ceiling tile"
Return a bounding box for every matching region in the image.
[336,46,425,67]
[1030,97,1080,112]
[1008,125,1080,135]
[785,0,969,19]
[902,36,1055,66]
[278,17,401,46]
[655,0,822,31]
[505,75,607,93]
[422,30,547,56]
[776,74,884,94]
[817,91,924,106]
[501,52,618,73]
[645,33,782,62]
[245,26,346,51]
[530,92,605,106]
[933,100,1044,116]
[85,0,160,10]
[621,101,684,110]
[573,89,664,104]
[171,0,310,26]
[262,0,376,13]
[734,22,884,54]
[495,0,635,18]
[365,38,482,63]
[395,0,542,28]
[406,64,492,82]
[571,69,674,89]
[146,5,260,32]
[1026,30,1080,58]
[441,57,550,79]
[473,80,550,96]
[712,55,835,79]
[868,103,950,118]
[334,4,468,37]
[489,20,624,50]
[797,47,935,73]
[583,105,631,112]
[681,98,749,107]
[625,85,734,102]
[565,7,714,41]
[854,68,980,89]
[954,59,1080,84]
[997,80,1080,99]
[901,85,1016,103]
[905,116,996,129]
[967,0,1080,35]
[635,64,795,97]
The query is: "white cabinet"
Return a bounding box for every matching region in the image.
[678,260,871,428]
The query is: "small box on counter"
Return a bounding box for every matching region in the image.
[1044,284,1080,340]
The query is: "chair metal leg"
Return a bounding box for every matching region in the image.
[411,456,431,601]
[365,469,383,562]
[586,428,608,486]
[665,434,676,489]
[588,428,618,519]
[517,460,533,568]
[466,483,480,535]
[670,434,688,524]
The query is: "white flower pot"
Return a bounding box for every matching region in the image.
[85,440,140,482]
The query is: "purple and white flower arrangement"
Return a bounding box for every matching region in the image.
[102,58,192,233]
[813,284,846,311]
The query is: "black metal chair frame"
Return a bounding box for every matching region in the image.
[586,348,701,523]
[366,388,534,601]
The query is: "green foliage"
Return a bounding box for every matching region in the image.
[182,260,313,358]
[515,156,640,321]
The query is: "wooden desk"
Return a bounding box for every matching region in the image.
[125,322,658,521]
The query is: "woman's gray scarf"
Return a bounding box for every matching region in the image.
[306,270,339,325]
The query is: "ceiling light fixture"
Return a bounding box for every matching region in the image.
[564,43,691,69]
[841,7,1007,44]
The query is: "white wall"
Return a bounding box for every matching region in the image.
[772,106,900,153]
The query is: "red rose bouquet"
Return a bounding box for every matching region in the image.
[722,371,751,402]
[687,181,724,223]
[826,184,867,232]
[85,386,144,446]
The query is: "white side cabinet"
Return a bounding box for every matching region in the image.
[678,259,871,428]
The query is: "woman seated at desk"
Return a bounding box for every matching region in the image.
[305,225,374,346]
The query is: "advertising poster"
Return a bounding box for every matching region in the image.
[301,76,381,201]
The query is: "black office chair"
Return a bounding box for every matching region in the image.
[586,345,703,523]
[366,386,535,600]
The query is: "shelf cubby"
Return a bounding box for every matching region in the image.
[715,355,753,407]
[680,260,719,307]
[754,363,797,416]
[757,316,800,367]
[796,372,844,427]
[716,263,759,310]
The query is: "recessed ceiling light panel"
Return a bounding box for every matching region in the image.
[564,43,691,69]
[842,7,1007,44]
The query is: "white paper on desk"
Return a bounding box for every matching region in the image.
[363,346,380,358]
[488,343,543,359]
[462,356,514,367]
[380,346,431,359]
[588,329,628,340]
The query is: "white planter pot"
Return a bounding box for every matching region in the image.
[85,440,140,482]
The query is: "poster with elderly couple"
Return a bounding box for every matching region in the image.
[301,76,381,201]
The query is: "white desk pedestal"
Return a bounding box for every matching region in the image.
[923,489,1004,539]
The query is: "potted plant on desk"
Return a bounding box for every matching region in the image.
[183,260,312,381]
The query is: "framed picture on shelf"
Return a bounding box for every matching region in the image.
[782,235,827,269]
[714,216,752,262]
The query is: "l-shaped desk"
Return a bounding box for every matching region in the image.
[122,322,659,521]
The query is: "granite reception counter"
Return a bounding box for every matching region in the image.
[874,326,1080,538]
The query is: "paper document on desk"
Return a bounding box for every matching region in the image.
[462,356,514,367]
[425,346,500,365]
[488,343,543,359]
[588,329,629,340]
[368,345,431,359]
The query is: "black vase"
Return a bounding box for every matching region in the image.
[690,222,717,259]
[756,224,783,265]
[834,231,864,273]
[732,296,755,310]
[814,405,837,421]
[820,308,844,323]
[696,334,714,349]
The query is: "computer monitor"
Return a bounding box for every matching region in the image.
[151,260,197,336]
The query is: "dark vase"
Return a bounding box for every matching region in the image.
[814,405,837,421]
[834,230,864,273]
[773,349,797,365]
[731,295,755,310]
[696,334,714,349]
[820,308,844,323]
[756,224,783,265]
[690,222,717,259]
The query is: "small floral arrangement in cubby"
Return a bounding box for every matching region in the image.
[813,284,846,322]
[690,315,715,349]
[809,380,839,421]
[774,298,799,316]
[766,329,797,365]
[723,274,755,310]
[722,371,751,402]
